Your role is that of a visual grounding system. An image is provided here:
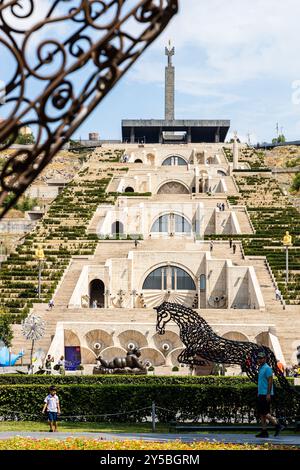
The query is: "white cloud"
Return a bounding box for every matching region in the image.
[129,0,300,92]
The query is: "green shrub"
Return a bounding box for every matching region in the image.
[0,383,298,423]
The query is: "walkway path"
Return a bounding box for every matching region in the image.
[0,431,299,446]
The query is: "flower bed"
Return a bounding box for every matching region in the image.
[0,437,298,451]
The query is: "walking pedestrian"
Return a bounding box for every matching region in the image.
[275,288,281,301]
[255,351,285,438]
[210,241,214,252]
[57,356,65,376]
[229,238,233,249]
[134,239,138,249]
[222,202,225,211]
[232,243,236,254]
[44,354,54,375]
[48,298,54,310]
[42,386,61,432]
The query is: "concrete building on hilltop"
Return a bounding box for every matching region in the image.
[122,43,230,144]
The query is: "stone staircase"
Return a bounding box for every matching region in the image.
[53,242,134,307]
[223,177,239,195]
[107,177,122,192]
[53,259,89,307]
[234,208,254,234]
[87,214,106,233]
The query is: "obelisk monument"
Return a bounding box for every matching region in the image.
[165,40,175,121]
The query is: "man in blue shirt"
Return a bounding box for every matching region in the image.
[256,351,285,438]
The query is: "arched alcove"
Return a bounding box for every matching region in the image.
[222,331,249,342]
[162,156,187,166]
[151,214,191,234]
[255,332,270,348]
[157,181,189,195]
[89,279,105,308]
[112,220,124,234]
[142,266,196,291]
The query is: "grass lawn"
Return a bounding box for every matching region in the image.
[0,421,169,433]
[0,421,294,436]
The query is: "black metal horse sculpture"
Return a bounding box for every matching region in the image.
[155,302,296,394]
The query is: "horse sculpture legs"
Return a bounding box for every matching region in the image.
[178,349,208,367]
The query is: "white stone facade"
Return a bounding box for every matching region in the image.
[38,143,290,373]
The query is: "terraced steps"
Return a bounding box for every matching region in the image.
[0,150,127,320]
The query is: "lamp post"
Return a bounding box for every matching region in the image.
[282,231,292,285]
[35,245,45,299]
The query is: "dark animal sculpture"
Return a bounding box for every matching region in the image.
[155,302,297,394]
[96,348,146,372]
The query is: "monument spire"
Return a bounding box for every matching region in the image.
[165,40,175,120]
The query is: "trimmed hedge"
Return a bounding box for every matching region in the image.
[0,374,255,386]
[0,383,299,423]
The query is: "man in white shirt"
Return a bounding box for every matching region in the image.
[275,288,281,301]
[42,386,61,432]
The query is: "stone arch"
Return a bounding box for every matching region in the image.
[118,330,148,351]
[64,330,80,347]
[81,347,96,364]
[140,262,197,291]
[153,331,182,353]
[124,186,134,193]
[134,159,143,163]
[168,347,185,366]
[222,331,249,342]
[89,279,105,308]
[85,329,113,353]
[150,212,192,234]
[157,181,190,195]
[162,155,188,166]
[140,347,165,366]
[112,220,124,234]
[255,332,270,348]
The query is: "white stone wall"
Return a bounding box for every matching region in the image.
[95,201,241,238]
[26,185,59,199]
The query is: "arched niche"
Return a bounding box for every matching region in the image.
[157,181,189,195]
[89,279,105,308]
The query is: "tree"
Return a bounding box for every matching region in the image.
[291,173,300,192]
[0,314,13,347]
[272,134,286,144]
[15,133,35,145]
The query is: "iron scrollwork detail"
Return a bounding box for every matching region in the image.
[0,0,178,218]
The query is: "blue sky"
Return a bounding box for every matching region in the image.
[1,0,300,144]
[74,0,300,144]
